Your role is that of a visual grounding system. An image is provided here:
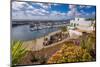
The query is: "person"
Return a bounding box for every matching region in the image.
[43,38,48,46]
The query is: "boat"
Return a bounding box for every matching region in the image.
[29,24,35,31]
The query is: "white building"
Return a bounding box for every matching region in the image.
[68,17,95,34]
[70,17,92,28]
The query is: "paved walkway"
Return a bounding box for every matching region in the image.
[22,29,81,51]
[43,38,70,48]
[22,37,71,51]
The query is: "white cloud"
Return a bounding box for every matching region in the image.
[40,8,49,14]
[79,5,92,9]
[12,1,24,10]
[12,1,51,19]
[75,12,82,16]
[27,5,34,9]
[69,5,76,9]
[80,10,87,15]
[12,11,27,19]
[50,11,61,16]
[67,11,74,16]
[50,11,67,17]
[12,1,68,20]
[79,5,86,8]
[68,5,77,16]
[31,8,49,15]
[80,10,84,13]
[12,1,32,10]
[67,4,82,17]
[86,6,92,8]
[36,3,51,9]
[67,10,81,17]
[61,13,67,15]
[86,13,89,16]
[13,1,38,10]
[92,12,96,16]
[32,9,47,15]
[12,2,73,20]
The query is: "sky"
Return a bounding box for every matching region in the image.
[12,1,96,20]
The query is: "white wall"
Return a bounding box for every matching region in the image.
[75,17,85,21]
[77,21,91,27]
[70,17,92,27]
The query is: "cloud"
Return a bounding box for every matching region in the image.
[12,1,24,10]
[12,1,33,11]
[36,3,51,9]
[53,3,59,6]
[79,5,92,9]
[91,12,96,17]
[12,1,50,18]
[31,8,49,15]
[67,10,81,17]
[67,5,93,18]
[67,11,74,16]
[67,5,82,17]
[12,1,69,20]
[12,1,95,20]
[86,6,92,8]
[86,13,90,16]
[79,5,86,8]
[69,5,76,9]
[67,5,76,16]
[80,10,86,15]
[50,11,66,16]
[92,12,95,15]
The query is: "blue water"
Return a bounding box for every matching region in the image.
[11,25,59,41]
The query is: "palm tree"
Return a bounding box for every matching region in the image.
[80,32,96,55]
[11,41,27,67]
[60,26,69,38]
[60,26,67,33]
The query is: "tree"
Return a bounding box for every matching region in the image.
[60,26,67,33]
[80,32,95,51]
[80,32,96,59]
[85,18,95,21]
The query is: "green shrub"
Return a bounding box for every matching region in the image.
[31,55,39,62]
[39,56,47,64]
[82,53,92,61]
[11,40,27,66]
[60,26,67,32]
[80,33,96,58]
